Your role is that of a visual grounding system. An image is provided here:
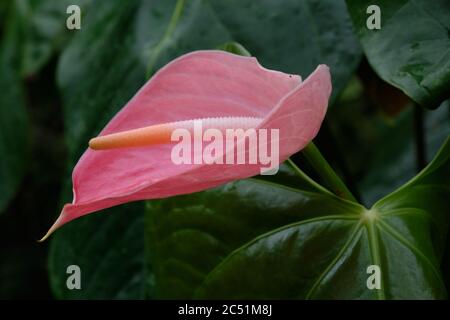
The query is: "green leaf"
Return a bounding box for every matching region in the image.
[16,0,92,77]
[145,165,363,298]
[49,0,361,298]
[49,203,151,299]
[147,138,450,299]
[209,0,361,102]
[0,4,30,214]
[368,137,450,298]
[346,0,450,108]
[0,0,91,78]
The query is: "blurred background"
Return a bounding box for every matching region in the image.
[0,0,449,299]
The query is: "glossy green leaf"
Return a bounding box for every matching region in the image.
[346,0,450,108]
[371,138,450,298]
[145,165,363,298]
[0,5,29,214]
[209,0,361,102]
[49,0,361,298]
[146,138,449,299]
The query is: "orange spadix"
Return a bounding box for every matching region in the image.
[89,124,172,150]
[88,116,263,150]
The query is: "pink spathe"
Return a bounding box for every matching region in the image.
[42,50,332,240]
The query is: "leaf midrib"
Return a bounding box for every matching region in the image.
[377,218,443,284]
[365,218,386,300]
[304,221,363,299]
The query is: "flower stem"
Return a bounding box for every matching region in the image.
[300,142,357,202]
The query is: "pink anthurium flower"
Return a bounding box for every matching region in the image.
[41,50,331,240]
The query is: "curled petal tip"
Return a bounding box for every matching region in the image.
[37,230,52,243]
[38,215,63,242]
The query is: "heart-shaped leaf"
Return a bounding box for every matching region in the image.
[147,138,449,299]
[346,0,450,108]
